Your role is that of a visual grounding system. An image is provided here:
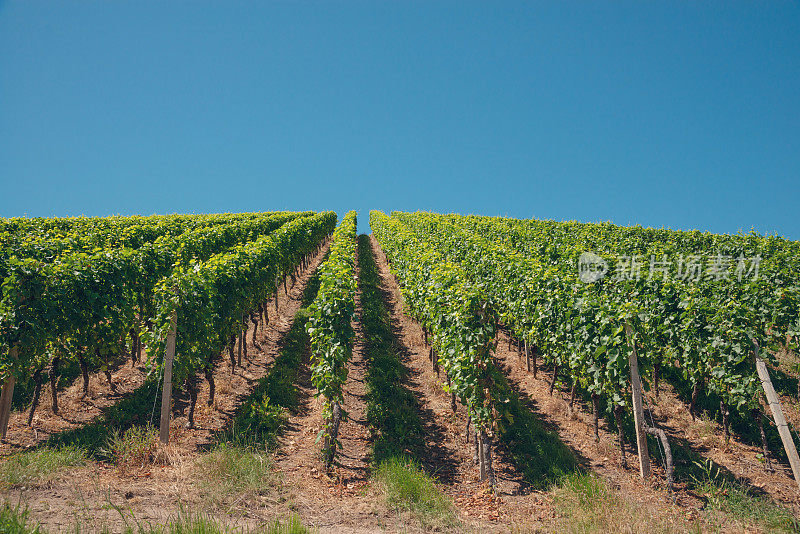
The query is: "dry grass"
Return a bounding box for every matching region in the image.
[31,506,315,534]
[690,413,718,442]
[547,473,690,534]
[102,425,162,473]
[195,442,280,512]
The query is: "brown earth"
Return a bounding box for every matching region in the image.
[270,235,389,533]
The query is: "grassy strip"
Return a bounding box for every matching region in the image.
[374,457,455,528]
[548,473,686,534]
[357,234,424,462]
[105,514,315,534]
[357,235,455,528]
[196,442,280,508]
[0,503,314,534]
[550,470,795,533]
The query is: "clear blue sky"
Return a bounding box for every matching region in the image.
[1,1,798,238]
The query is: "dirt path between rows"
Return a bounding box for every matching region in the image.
[273,236,515,533]
[273,239,395,533]
[369,235,541,530]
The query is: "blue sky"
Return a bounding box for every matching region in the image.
[1,1,798,238]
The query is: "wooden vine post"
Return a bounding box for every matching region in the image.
[237,314,243,367]
[159,310,178,444]
[754,345,800,492]
[625,323,651,479]
[0,346,19,440]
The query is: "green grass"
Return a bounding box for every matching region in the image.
[74,510,314,534]
[260,516,314,534]
[357,234,423,463]
[705,484,800,533]
[127,514,313,534]
[0,445,86,489]
[375,457,456,529]
[196,441,280,509]
[0,503,42,534]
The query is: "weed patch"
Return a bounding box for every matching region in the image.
[375,457,456,529]
[551,473,685,534]
[102,425,160,471]
[0,446,85,489]
[690,459,799,533]
[196,442,279,509]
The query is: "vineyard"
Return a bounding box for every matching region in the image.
[1,210,799,533]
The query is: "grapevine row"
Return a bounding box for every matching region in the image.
[370,211,501,484]
[393,211,800,467]
[0,211,312,284]
[0,211,316,433]
[144,211,336,428]
[305,211,357,467]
